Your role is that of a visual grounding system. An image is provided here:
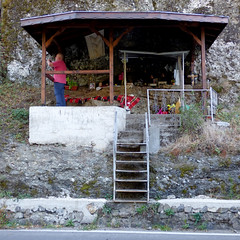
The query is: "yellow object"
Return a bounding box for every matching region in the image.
[175,98,181,114]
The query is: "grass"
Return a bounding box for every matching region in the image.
[0,80,53,147]
[161,99,240,156]
[153,224,171,231]
[164,119,240,156]
[65,220,74,227]
[136,205,148,215]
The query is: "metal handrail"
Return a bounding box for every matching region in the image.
[147,88,214,126]
[145,112,150,202]
[113,111,118,201]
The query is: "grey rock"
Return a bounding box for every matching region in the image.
[38,206,46,212]
[201,206,208,213]
[15,206,21,212]
[177,204,185,212]
[230,207,238,213]
[184,206,193,213]
[217,208,228,214]
[14,212,24,219]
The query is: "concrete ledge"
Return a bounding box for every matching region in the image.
[157,198,240,209]
[0,198,106,225]
[29,106,126,150]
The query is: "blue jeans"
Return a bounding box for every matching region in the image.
[54,82,66,106]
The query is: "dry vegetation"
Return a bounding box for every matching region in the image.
[0,81,48,149]
[165,114,240,156]
[0,80,239,156]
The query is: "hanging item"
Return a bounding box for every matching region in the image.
[85,30,105,59]
[153,91,159,114]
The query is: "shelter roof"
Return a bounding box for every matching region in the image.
[21,11,228,54]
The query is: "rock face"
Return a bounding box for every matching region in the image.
[0,139,240,200]
[1,0,240,106]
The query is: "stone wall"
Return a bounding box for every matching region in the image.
[1,197,240,231]
[1,0,240,107]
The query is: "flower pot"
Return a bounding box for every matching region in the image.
[70,86,78,91]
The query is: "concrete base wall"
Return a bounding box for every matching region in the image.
[29,106,126,150]
[1,197,240,230]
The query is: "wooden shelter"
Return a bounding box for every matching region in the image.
[20,11,228,105]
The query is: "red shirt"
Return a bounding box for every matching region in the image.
[52,60,67,84]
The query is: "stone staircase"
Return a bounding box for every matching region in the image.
[113,114,149,203]
[113,113,180,202]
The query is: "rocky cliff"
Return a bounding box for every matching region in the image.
[1,0,240,107]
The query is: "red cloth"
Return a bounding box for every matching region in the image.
[117,95,140,109]
[64,95,140,109]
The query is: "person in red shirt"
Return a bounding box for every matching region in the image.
[47,53,67,106]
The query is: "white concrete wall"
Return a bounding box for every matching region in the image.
[29,106,126,150]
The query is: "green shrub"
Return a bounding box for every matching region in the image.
[12,108,29,123]
[164,208,175,217]
[136,204,148,214]
[65,219,74,227]
[180,104,204,134]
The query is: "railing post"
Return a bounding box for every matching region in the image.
[113,111,118,201]
[210,87,214,122]
[147,89,151,126]
[145,112,150,202]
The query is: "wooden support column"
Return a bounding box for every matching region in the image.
[109,29,114,104]
[41,29,46,106]
[190,41,196,73]
[201,27,207,114]
[201,27,207,89]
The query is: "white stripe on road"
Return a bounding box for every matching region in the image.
[2,229,239,237]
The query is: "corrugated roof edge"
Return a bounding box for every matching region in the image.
[20,11,229,27]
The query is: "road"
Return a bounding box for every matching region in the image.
[0,230,239,240]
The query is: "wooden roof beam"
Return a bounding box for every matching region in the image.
[89,25,110,47]
[179,24,202,46]
[113,26,134,47]
[46,27,66,48]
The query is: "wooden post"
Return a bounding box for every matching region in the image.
[190,41,196,73]
[109,29,114,104]
[201,27,206,89]
[201,27,207,114]
[41,29,46,106]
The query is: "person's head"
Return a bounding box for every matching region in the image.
[55,53,64,61]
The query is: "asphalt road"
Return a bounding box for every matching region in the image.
[0,230,239,240]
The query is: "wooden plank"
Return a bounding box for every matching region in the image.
[89,26,110,47]
[179,24,202,46]
[46,28,65,48]
[113,26,134,47]
[109,29,114,104]
[190,41,196,73]
[201,27,207,89]
[46,70,109,74]
[41,29,46,106]
[201,27,207,114]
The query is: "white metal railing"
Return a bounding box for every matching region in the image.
[210,87,217,122]
[145,112,150,202]
[147,88,217,126]
[113,111,118,201]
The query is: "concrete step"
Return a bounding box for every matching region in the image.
[118,131,144,143]
[126,114,145,130]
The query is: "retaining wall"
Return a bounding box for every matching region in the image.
[1,197,240,231]
[29,106,126,150]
